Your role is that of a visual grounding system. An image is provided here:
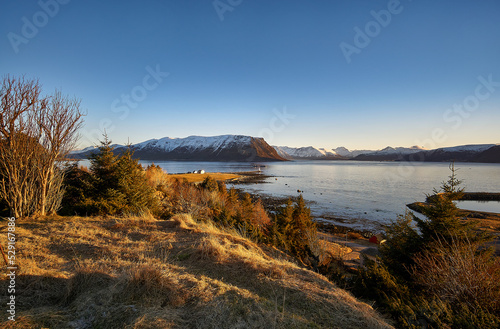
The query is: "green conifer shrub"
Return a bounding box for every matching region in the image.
[200,176,219,192]
[61,137,159,216]
[59,163,95,215]
[272,195,318,262]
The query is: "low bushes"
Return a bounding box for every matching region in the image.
[61,140,322,265]
[352,165,500,328]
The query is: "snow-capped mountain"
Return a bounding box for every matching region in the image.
[70,145,98,154]
[374,146,426,155]
[71,135,287,162]
[352,145,427,160]
[72,138,500,163]
[134,135,250,152]
[275,145,425,160]
[399,144,500,163]
[272,143,500,163]
[332,147,374,158]
[438,144,496,153]
[273,146,339,159]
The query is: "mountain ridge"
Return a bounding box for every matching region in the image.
[71,135,287,162]
[273,146,342,160]
[72,136,500,163]
[273,143,500,163]
[398,144,500,163]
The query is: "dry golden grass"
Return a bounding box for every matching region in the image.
[316,239,352,263]
[171,213,197,230]
[168,172,239,183]
[0,214,393,328]
[347,232,364,240]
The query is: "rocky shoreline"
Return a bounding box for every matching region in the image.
[229,170,381,237]
[230,171,500,240]
[227,171,500,265]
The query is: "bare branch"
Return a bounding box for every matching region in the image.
[0,75,85,217]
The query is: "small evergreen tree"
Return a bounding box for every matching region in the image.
[272,195,317,261]
[415,162,489,246]
[378,212,422,281]
[440,162,464,197]
[291,195,317,260]
[273,199,295,250]
[62,137,159,215]
[115,147,160,214]
[89,136,120,192]
[86,137,125,214]
[60,163,94,215]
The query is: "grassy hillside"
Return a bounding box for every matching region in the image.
[0,215,393,328]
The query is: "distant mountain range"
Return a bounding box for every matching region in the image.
[273,145,427,160]
[273,146,341,160]
[273,143,500,163]
[71,135,500,163]
[399,144,500,163]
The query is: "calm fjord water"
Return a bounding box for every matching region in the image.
[140,160,500,232]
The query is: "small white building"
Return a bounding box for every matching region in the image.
[193,169,205,174]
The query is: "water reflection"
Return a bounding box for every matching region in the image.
[454,200,500,213]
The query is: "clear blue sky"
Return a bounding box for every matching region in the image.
[1,0,499,150]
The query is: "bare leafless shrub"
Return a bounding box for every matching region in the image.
[0,75,84,217]
[411,235,500,313]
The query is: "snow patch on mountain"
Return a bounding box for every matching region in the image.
[135,135,255,152]
[438,144,496,153]
[370,145,426,155]
[273,146,337,158]
[70,135,286,161]
[332,147,373,158]
[70,145,98,154]
[275,145,429,159]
